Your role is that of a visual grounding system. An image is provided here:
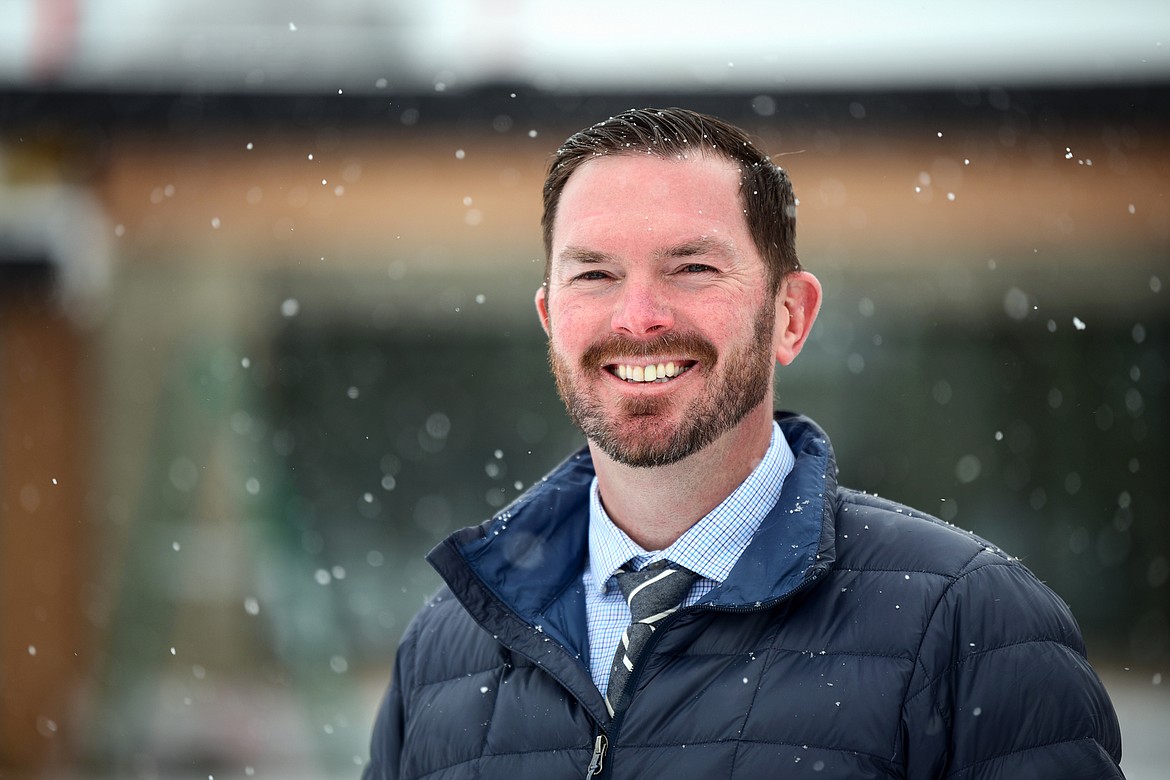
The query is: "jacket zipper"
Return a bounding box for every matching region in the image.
[582,565,829,778]
[586,733,608,777]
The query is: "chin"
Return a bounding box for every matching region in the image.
[591,417,706,468]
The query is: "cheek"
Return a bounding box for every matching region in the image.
[548,300,596,345]
[677,301,741,341]
[705,304,772,353]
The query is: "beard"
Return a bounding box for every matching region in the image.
[547,300,776,468]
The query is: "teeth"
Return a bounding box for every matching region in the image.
[613,361,689,383]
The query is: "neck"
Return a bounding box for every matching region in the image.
[590,404,775,551]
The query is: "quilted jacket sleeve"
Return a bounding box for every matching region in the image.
[362,625,415,780]
[901,548,1124,779]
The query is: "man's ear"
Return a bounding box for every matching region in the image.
[535,285,551,336]
[773,271,822,366]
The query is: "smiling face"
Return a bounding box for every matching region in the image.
[536,153,782,468]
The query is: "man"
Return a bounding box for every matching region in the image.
[364,108,1124,779]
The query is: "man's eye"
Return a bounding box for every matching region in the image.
[574,271,610,281]
[680,263,715,274]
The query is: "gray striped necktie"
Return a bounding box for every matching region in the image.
[605,560,697,717]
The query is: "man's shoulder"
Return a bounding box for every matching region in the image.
[826,487,1087,655]
[831,487,1018,581]
[394,585,502,685]
[404,585,478,640]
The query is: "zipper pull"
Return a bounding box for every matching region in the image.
[586,733,608,777]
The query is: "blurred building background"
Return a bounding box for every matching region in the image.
[0,1,1167,778]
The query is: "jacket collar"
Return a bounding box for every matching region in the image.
[429,412,839,632]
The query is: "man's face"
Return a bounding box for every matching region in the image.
[537,153,780,467]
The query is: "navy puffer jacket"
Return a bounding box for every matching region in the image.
[364,413,1123,779]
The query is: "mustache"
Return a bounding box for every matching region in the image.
[579,331,718,368]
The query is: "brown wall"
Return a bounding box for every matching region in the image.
[0,280,90,768]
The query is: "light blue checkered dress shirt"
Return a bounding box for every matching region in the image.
[583,421,795,695]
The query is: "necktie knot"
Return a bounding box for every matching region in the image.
[615,561,697,623]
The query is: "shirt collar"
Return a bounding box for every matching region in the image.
[587,421,794,593]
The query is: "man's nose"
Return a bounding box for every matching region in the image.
[611,278,674,336]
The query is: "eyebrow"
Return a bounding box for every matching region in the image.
[557,246,613,266]
[654,237,735,260]
[557,237,735,267]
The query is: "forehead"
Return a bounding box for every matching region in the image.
[551,153,748,253]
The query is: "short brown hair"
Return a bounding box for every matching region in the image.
[541,107,799,292]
